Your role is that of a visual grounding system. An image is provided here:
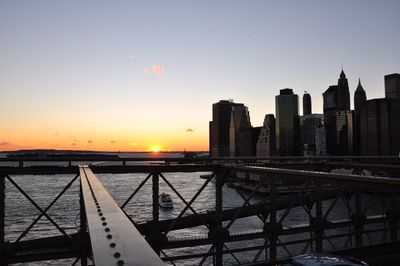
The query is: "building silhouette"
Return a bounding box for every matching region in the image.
[229,104,252,156]
[209,100,242,157]
[300,114,326,156]
[353,79,367,155]
[303,92,312,115]
[276,88,300,156]
[360,98,400,156]
[385,73,400,100]
[323,70,352,155]
[256,114,276,157]
[337,69,351,110]
[335,110,354,155]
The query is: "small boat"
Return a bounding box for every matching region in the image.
[159,193,173,208]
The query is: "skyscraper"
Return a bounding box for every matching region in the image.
[209,100,241,157]
[337,69,351,110]
[300,114,325,156]
[276,88,300,156]
[229,104,252,156]
[335,110,354,155]
[353,79,367,155]
[323,85,339,155]
[256,114,276,157]
[323,70,351,155]
[360,98,400,156]
[385,73,400,100]
[303,92,312,115]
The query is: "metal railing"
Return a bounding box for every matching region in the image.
[0,158,399,265]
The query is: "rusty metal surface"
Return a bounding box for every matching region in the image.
[79,166,163,266]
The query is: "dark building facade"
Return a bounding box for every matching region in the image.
[303,92,312,115]
[229,104,252,156]
[353,79,367,155]
[360,98,400,156]
[323,85,339,155]
[335,110,354,155]
[209,100,241,157]
[385,73,400,100]
[300,114,325,156]
[337,69,351,110]
[276,88,300,156]
[256,114,276,157]
[323,70,351,155]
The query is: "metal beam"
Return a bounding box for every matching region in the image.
[79,166,163,266]
[223,165,400,188]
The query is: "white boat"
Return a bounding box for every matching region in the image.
[159,193,173,208]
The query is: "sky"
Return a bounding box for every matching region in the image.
[0,0,399,152]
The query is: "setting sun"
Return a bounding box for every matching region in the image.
[150,145,163,153]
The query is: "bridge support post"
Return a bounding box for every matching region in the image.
[214,170,224,266]
[0,175,6,266]
[152,173,160,255]
[389,190,398,241]
[268,176,277,261]
[354,189,363,246]
[79,182,88,266]
[315,182,323,252]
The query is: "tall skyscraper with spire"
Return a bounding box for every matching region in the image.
[354,79,367,155]
[354,79,367,111]
[323,69,353,155]
[337,69,351,110]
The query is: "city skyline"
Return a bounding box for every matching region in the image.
[1,1,399,152]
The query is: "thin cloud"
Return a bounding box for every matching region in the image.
[186,128,194,132]
[128,54,136,60]
[88,140,93,144]
[110,140,116,144]
[143,68,150,75]
[71,143,76,146]
[151,64,165,74]
[128,142,138,146]
[0,140,10,146]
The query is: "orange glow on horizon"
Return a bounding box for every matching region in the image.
[148,145,164,153]
[0,122,209,152]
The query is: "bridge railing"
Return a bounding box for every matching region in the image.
[0,160,399,265]
[221,165,400,264]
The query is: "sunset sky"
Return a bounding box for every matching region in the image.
[1,1,399,152]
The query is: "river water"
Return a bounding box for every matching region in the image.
[1,153,387,265]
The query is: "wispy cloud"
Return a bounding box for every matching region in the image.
[0,140,10,146]
[110,140,116,144]
[71,143,76,146]
[151,64,165,74]
[88,140,93,144]
[128,142,138,146]
[128,54,136,60]
[186,128,194,132]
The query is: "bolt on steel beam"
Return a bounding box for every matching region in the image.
[79,166,163,266]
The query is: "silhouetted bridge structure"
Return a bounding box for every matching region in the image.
[0,156,400,265]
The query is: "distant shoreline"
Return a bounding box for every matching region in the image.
[0,149,209,154]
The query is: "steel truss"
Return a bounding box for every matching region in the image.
[0,159,399,265]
